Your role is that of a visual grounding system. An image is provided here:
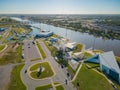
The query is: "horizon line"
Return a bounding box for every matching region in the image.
[0,13,120,15]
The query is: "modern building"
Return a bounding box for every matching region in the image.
[85,51,120,84]
[73,52,84,60]
[0,28,5,32]
[36,31,53,38]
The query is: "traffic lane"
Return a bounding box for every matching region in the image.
[22,40,40,60]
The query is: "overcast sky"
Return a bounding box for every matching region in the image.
[0,0,120,14]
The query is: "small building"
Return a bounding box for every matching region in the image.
[65,42,76,50]
[36,31,53,38]
[85,51,120,84]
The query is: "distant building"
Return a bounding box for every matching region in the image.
[85,51,120,84]
[36,31,53,38]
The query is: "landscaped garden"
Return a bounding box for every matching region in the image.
[29,62,54,79]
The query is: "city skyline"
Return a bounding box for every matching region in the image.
[0,0,120,14]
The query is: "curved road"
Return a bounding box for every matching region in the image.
[21,39,76,90]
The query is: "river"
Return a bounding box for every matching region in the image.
[11,17,120,56]
[31,23,120,56]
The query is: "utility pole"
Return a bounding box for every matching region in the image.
[93,37,96,50]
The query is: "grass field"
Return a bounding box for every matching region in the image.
[15,44,22,63]
[36,41,46,59]
[0,45,22,65]
[67,64,75,75]
[73,64,114,90]
[30,58,41,61]
[8,64,26,90]
[0,35,2,40]
[35,84,52,90]
[56,85,64,90]
[0,44,5,51]
[30,62,54,79]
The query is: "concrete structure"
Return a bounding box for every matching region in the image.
[86,51,120,84]
[36,31,53,38]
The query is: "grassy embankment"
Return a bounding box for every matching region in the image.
[73,64,114,90]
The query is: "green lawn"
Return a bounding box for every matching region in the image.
[93,49,104,54]
[0,35,2,40]
[0,45,22,65]
[116,56,120,64]
[67,64,75,75]
[35,84,52,90]
[73,64,114,90]
[56,85,64,90]
[15,44,22,63]
[8,64,26,90]
[30,58,41,61]
[0,44,5,51]
[73,44,83,53]
[36,41,46,59]
[30,62,54,79]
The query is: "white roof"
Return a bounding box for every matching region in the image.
[74,52,83,56]
[65,42,76,49]
[99,51,120,74]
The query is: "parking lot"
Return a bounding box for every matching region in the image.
[22,40,40,60]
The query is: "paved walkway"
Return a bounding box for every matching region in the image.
[21,39,77,90]
[0,64,14,90]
